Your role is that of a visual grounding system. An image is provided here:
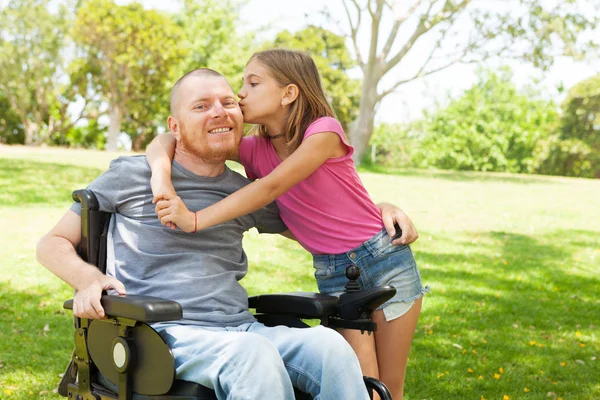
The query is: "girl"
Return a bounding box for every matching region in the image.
[147,49,428,400]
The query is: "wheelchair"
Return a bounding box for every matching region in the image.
[58,189,396,400]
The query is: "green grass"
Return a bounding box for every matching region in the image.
[1,145,598,399]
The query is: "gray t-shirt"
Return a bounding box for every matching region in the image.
[71,155,287,327]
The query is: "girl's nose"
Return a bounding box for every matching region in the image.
[237,89,246,99]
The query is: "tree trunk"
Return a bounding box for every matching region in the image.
[24,122,37,145]
[349,79,378,165]
[132,133,145,152]
[107,102,122,151]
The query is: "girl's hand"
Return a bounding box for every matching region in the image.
[151,174,178,229]
[377,202,419,245]
[156,196,196,233]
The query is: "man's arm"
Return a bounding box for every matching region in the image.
[36,209,126,319]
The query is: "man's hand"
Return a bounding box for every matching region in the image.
[377,202,419,245]
[72,275,126,320]
[155,196,196,233]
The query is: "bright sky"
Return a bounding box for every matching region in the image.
[118,0,600,124]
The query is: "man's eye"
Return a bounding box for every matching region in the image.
[195,104,207,110]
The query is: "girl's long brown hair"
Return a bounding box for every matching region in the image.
[248,49,336,153]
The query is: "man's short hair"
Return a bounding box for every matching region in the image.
[170,68,224,115]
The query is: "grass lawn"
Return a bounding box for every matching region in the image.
[1,145,598,399]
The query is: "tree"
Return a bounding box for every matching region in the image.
[419,67,559,173]
[122,89,167,151]
[537,74,600,178]
[74,0,187,151]
[0,0,89,145]
[174,0,253,92]
[267,26,362,132]
[113,0,253,151]
[0,92,24,144]
[369,122,423,167]
[333,0,600,163]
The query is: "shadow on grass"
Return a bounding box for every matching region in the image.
[0,158,103,206]
[0,281,74,395]
[408,229,600,399]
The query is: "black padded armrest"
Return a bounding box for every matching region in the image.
[64,294,183,323]
[337,286,396,320]
[249,292,339,319]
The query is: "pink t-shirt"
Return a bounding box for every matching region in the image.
[239,117,384,254]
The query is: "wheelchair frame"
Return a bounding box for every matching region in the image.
[59,189,394,400]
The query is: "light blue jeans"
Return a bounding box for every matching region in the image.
[153,321,370,400]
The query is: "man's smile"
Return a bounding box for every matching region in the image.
[208,127,233,135]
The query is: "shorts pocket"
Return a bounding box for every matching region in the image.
[376,241,411,257]
[313,259,332,279]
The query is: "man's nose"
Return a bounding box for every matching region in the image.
[211,102,226,118]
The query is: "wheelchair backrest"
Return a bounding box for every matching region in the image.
[72,189,111,273]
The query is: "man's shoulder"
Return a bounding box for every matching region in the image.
[226,166,251,187]
[110,154,147,167]
[105,155,149,174]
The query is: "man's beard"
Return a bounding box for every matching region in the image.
[179,125,241,163]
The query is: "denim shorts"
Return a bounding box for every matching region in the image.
[313,228,429,321]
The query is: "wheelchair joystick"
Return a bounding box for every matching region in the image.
[344,265,361,292]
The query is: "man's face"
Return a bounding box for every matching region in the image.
[171,75,243,162]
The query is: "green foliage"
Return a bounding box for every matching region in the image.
[369,70,599,179]
[537,74,600,178]
[74,0,188,150]
[497,0,600,70]
[174,0,253,91]
[267,26,362,132]
[0,92,23,144]
[368,122,424,168]
[49,119,107,149]
[418,67,560,173]
[0,0,75,145]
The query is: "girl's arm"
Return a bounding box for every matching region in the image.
[146,133,177,202]
[156,131,344,232]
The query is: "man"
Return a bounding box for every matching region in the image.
[37,68,371,399]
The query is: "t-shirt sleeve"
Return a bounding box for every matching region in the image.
[69,158,123,216]
[303,117,354,159]
[239,136,258,181]
[252,201,288,234]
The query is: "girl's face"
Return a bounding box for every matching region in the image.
[237,59,288,126]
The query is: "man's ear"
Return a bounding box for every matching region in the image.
[167,116,181,140]
[281,84,299,106]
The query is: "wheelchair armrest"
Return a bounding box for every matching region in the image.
[337,286,397,320]
[249,292,339,319]
[64,294,183,323]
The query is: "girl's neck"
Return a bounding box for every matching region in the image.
[270,137,289,161]
[262,120,290,160]
[263,121,285,139]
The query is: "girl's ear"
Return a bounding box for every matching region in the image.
[281,84,299,106]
